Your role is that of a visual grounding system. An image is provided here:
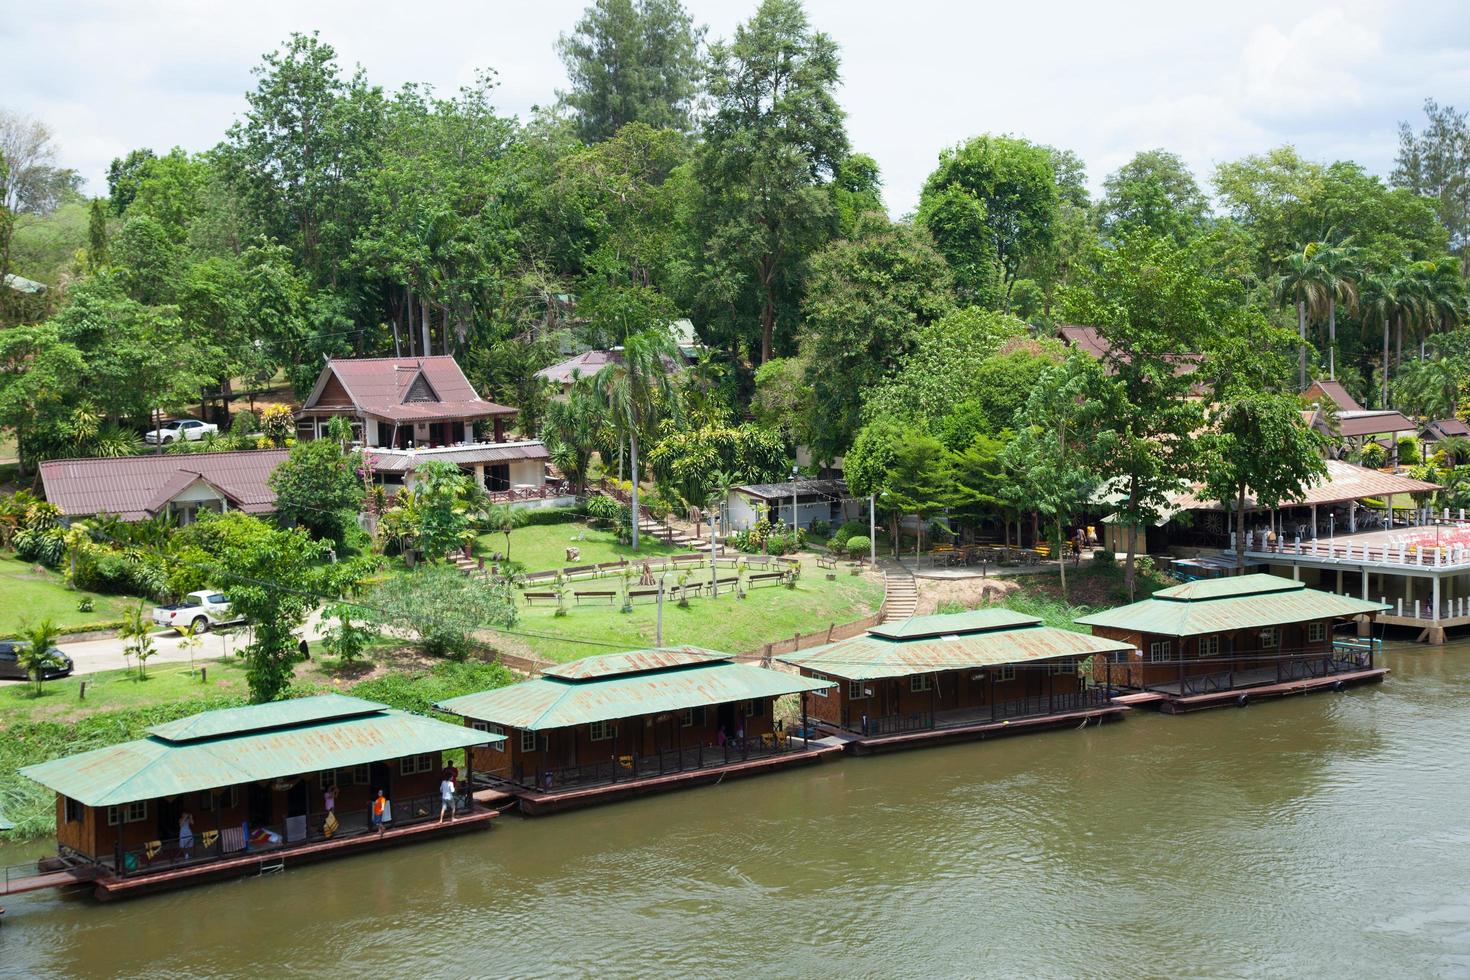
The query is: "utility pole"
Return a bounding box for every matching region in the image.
[655,572,666,646]
[869,494,877,564]
[791,466,799,535]
[709,508,719,597]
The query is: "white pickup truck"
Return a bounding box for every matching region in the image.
[144,419,219,445]
[152,591,247,635]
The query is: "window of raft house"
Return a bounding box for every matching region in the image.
[848,679,868,700]
[1149,641,1172,663]
[352,764,371,786]
[590,720,616,742]
[745,699,765,717]
[476,722,505,750]
[1198,636,1221,658]
[64,797,82,823]
[520,729,539,753]
[997,665,1016,682]
[107,801,148,826]
[318,769,337,789]
[400,753,436,776]
[809,672,828,697]
[1050,660,1073,676]
[910,674,933,693]
[1260,627,1280,649]
[1307,622,1326,643]
[681,706,706,727]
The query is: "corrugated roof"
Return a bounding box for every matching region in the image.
[1074,574,1388,637]
[779,616,1135,682]
[736,479,849,501]
[39,450,288,520]
[303,357,516,422]
[436,658,832,730]
[0,809,12,831]
[1164,460,1440,515]
[147,694,385,742]
[868,608,1040,640]
[367,441,550,474]
[20,696,501,807]
[1331,410,1417,438]
[541,647,733,680]
[1303,379,1364,412]
[536,349,687,387]
[1424,418,1470,440]
[1057,324,1202,378]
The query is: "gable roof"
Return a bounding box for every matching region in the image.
[735,479,848,501]
[40,450,288,521]
[535,348,688,388]
[1302,379,1364,412]
[1329,410,1417,438]
[436,647,831,730]
[1056,324,1202,379]
[301,357,517,422]
[19,694,500,807]
[1422,418,1470,440]
[1074,573,1387,637]
[1142,460,1441,520]
[779,610,1134,682]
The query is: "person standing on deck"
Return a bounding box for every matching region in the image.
[372,790,387,837]
[178,812,194,858]
[439,775,456,822]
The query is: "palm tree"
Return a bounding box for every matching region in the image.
[1411,259,1467,358]
[592,328,682,551]
[480,503,525,562]
[1274,246,1331,390]
[17,618,62,696]
[1357,273,1396,407]
[1314,241,1359,381]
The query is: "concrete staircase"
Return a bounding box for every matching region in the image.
[882,564,918,623]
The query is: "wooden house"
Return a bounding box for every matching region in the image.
[777,609,1134,754]
[435,648,837,815]
[18,694,501,899]
[1074,574,1388,712]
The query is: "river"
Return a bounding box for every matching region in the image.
[3,641,1469,978]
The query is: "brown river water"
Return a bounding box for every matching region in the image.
[2,641,1469,978]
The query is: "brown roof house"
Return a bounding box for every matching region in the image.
[535,347,687,397]
[1301,379,1416,455]
[40,451,288,524]
[297,356,563,504]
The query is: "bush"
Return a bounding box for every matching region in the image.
[1094,549,1116,566]
[260,404,294,446]
[1135,555,1156,577]
[230,409,259,441]
[1359,442,1388,469]
[832,520,867,546]
[517,505,585,527]
[808,519,831,540]
[845,535,871,560]
[1396,435,1421,464]
[766,533,792,556]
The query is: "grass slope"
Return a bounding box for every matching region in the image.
[0,555,144,636]
[476,521,687,572]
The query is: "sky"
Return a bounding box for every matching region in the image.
[4,0,1469,216]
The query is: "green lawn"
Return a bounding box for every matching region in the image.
[0,658,253,724]
[490,556,885,662]
[477,520,689,572]
[0,555,145,637]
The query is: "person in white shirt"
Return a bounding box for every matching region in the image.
[439,776,456,822]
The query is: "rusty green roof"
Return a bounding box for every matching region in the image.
[147,693,384,741]
[1074,574,1388,637]
[19,695,502,808]
[0,810,11,831]
[779,613,1134,682]
[867,608,1039,640]
[541,647,732,680]
[436,655,833,730]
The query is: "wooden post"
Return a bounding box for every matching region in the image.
[929,677,937,729]
[802,693,809,749]
[989,670,996,722]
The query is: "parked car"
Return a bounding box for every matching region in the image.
[0,640,74,681]
[152,591,247,635]
[143,419,218,444]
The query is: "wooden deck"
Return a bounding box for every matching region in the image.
[500,744,844,816]
[91,805,498,901]
[1154,667,1389,714]
[818,704,1129,756]
[1,861,101,897]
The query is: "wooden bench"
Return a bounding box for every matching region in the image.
[523,591,557,605]
[815,554,838,570]
[574,590,618,605]
[747,570,787,585]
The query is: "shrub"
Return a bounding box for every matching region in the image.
[1135,555,1156,577]
[77,598,94,613]
[1094,549,1116,566]
[833,520,867,546]
[1397,435,1421,464]
[808,519,831,540]
[845,535,871,560]
[766,533,792,556]
[517,505,585,527]
[1359,442,1388,469]
[230,409,259,441]
[260,404,294,446]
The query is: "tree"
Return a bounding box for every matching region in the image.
[479,503,525,562]
[177,512,368,701]
[118,602,156,681]
[269,435,366,547]
[592,323,683,549]
[16,618,62,695]
[1393,99,1470,262]
[86,199,109,271]
[844,417,905,554]
[557,0,706,142]
[0,109,81,287]
[917,134,1057,310]
[320,600,374,666]
[363,564,517,660]
[798,215,953,459]
[1099,149,1210,245]
[411,460,473,561]
[1202,391,1327,568]
[1004,357,1107,602]
[542,382,612,494]
[881,433,960,560]
[1273,244,1330,391]
[106,147,157,216]
[646,420,789,507]
[1313,240,1360,381]
[1062,232,1212,597]
[686,0,848,363]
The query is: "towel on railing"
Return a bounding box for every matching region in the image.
[143,840,162,861]
[285,815,307,843]
[220,827,246,854]
[322,811,339,838]
[200,830,219,851]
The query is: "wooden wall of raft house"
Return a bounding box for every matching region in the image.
[466,698,780,785]
[1086,619,1333,689]
[52,754,448,861]
[798,660,1085,730]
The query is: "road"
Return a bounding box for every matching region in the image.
[53,610,329,676]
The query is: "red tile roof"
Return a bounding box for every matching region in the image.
[536,349,687,388]
[1331,411,1417,438]
[367,441,550,474]
[1302,379,1364,413]
[1056,325,1202,378]
[302,357,516,422]
[40,451,289,520]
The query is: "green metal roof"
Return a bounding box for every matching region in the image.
[867,608,1039,640]
[0,810,12,831]
[779,620,1135,682]
[19,696,503,808]
[541,647,732,680]
[436,659,833,730]
[147,693,385,742]
[1074,574,1388,637]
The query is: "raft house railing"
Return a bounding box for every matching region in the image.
[499,730,813,793]
[1102,638,1381,698]
[96,791,475,879]
[849,688,1115,737]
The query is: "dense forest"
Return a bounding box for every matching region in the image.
[1,0,1467,553]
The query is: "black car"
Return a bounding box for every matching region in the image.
[0,640,75,681]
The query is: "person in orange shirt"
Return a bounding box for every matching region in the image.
[372,790,387,837]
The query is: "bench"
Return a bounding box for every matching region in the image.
[747,570,787,585]
[523,591,557,605]
[815,554,838,570]
[574,590,618,605]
